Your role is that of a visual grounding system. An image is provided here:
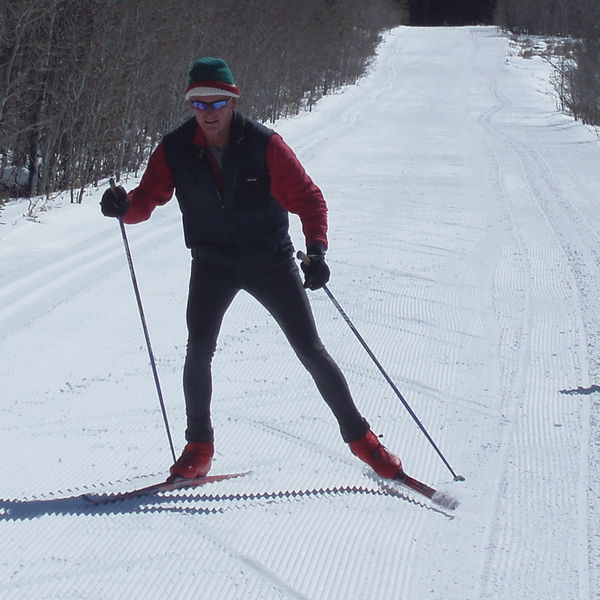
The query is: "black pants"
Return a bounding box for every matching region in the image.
[183,258,369,444]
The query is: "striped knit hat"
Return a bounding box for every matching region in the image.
[184,57,240,100]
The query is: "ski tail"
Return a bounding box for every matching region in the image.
[82,471,250,505]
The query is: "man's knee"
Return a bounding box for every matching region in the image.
[185,338,218,364]
[295,340,331,370]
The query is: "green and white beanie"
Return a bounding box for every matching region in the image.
[184,57,241,100]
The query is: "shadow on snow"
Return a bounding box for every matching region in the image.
[0,484,454,521]
[559,384,600,396]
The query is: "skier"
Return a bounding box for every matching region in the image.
[100,57,403,482]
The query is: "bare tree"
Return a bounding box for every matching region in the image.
[496,0,600,126]
[1,0,406,206]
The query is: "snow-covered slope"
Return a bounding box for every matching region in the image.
[1,27,598,600]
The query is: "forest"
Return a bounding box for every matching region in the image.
[0,0,406,202]
[495,0,600,127]
[1,0,599,204]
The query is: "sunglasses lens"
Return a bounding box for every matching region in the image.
[191,99,230,111]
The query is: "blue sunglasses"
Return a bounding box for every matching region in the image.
[190,99,231,111]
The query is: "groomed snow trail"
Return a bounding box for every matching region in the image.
[1,27,598,600]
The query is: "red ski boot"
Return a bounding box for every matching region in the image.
[168,442,214,481]
[348,431,403,479]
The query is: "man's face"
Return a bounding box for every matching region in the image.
[189,95,237,140]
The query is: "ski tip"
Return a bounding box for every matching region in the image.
[431,490,459,510]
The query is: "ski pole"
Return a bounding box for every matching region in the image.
[110,178,177,463]
[297,251,464,482]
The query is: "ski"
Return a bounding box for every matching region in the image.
[371,471,460,510]
[396,472,459,509]
[82,471,250,505]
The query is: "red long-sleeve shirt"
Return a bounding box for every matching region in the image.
[124,124,328,250]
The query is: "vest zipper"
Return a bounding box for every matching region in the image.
[215,185,224,209]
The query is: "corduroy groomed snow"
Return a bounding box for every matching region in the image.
[184,57,241,100]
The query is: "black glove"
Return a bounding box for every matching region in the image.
[301,243,330,290]
[100,184,129,218]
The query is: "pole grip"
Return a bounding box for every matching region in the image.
[296,250,310,265]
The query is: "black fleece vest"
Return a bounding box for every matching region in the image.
[162,113,293,266]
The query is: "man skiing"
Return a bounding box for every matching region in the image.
[100,57,403,482]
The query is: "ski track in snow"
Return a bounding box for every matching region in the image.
[1,26,598,600]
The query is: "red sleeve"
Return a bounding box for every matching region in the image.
[123,142,175,224]
[267,134,328,250]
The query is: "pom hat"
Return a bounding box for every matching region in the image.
[184,57,240,100]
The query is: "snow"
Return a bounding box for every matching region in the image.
[1,26,598,599]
